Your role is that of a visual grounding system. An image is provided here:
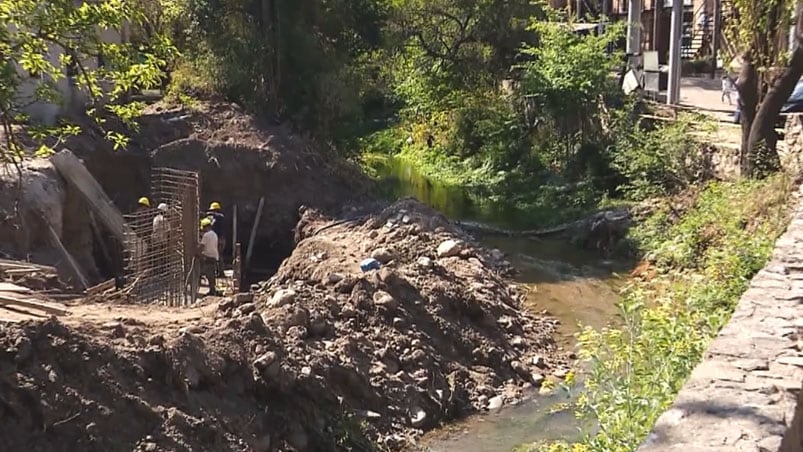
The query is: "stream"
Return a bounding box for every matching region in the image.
[368,154,632,451]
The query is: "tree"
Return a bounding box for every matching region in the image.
[727,0,802,176]
[0,0,172,163]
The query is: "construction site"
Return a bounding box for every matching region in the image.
[0,101,574,451]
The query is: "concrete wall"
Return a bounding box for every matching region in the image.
[13,22,127,125]
[638,122,803,452]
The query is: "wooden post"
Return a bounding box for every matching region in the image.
[50,150,133,241]
[245,197,265,271]
[44,222,89,290]
[232,204,238,267]
[232,243,242,293]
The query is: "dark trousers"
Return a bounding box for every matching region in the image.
[200,256,219,296]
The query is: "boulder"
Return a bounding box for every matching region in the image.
[436,239,463,258]
[269,289,296,307]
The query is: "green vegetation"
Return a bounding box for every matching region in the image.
[0,0,174,161]
[516,175,793,452]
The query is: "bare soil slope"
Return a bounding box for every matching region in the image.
[0,200,568,451]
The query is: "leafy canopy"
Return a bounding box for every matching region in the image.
[0,0,173,161]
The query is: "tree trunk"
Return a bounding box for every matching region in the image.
[736,54,758,174]
[743,5,803,177]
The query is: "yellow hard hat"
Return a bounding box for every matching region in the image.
[138,197,150,207]
[200,218,212,228]
[209,201,221,211]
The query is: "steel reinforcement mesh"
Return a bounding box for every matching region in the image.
[122,167,199,306]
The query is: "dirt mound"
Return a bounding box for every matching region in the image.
[0,199,568,451]
[249,198,569,445]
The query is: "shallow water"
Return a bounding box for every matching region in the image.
[367,154,629,450]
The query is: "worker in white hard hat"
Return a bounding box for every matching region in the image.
[151,203,169,271]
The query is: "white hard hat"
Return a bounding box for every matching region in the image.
[157,203,168,211]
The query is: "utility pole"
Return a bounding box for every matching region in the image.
[667,0,683,105]
[626,0,643,56]
[710,0,720,79]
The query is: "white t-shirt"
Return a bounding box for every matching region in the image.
[152,214,167,242]
[200,230,219,260]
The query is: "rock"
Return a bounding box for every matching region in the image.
[246,312,267,332]
[410,408,427,427]
[417,256,432,268]
[254,351,277,370]
[101,321,125,338]
[143,443,157,452]
[13,337,32,363]
[269,289,296,307]
[531,373,545,387]
[308,317,331,337]
[553,369,569,379]
[234,292,253,304]
[285,308,310,329]
[531,356,546,368]
[371,247,394,264]
[437,239,463,258]
[325,273,344,285]
[490,249,505,260]
[373,290,398,310]
[510,361,530,379]
[402,215,411,224]
[236,303,256,316]
[487,395,503,410]
[147,335,165,346]
[510,336,526,348]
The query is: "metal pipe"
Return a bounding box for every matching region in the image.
[667,0,683,105]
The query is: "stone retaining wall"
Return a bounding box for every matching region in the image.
[781,114,803,178]
[638,185,803,452]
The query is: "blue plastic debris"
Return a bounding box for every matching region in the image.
[360,258,381,272]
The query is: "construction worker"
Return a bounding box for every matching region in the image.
[205,201,226,276]
[137,197,151,212]
[198,218,220,296]
[132,197,152,273]
[152,203,169,271]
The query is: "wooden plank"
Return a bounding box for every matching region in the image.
[245,197,264,270]
[0,283,33,293]
[44,222,89,290]
[85,279,115,296]
[0,294,68,315]
[50,149,132,242]
[0,259,58,273]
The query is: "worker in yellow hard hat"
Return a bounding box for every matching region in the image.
[137,197,150,211]
[205,201,226,276]
[198,217,220,296]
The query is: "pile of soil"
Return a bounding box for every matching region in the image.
[248,198,569,445]
[0,199,569,451]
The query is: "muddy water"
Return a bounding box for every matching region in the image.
[367,154,630,450]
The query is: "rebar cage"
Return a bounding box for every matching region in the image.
[122,167,200,306]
